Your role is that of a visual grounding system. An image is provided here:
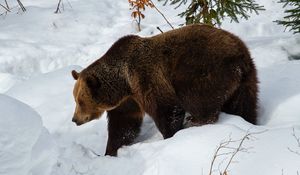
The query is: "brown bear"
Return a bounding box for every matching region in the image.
[71,24,258,156]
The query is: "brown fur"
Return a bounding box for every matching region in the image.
[71,24,258,156]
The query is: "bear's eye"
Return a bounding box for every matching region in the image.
[78,100,84,107]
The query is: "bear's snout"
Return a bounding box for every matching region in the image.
[72,117,83,126]
[72,117,77,123]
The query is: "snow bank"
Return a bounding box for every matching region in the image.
[259,61,300,126]
[0,94,57,175]
[1,0,300,174]
[50,114,300,175]
[0,0,133,77]
[0,73,20,93]
[6,65,82,132]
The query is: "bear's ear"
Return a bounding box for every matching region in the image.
[72,70,80,80]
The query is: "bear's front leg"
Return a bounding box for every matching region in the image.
[105,98,144,156]
[152,103,185,139]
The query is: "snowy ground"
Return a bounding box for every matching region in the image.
[1,0,300,175]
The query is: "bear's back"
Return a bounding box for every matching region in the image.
[150,24,248,62]
[147,24,251,78]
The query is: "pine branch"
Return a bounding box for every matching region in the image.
[275,0,300,34]
[159,0,265,26]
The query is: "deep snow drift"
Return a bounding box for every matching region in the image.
[1,0,300,175]
[0,94,57,175]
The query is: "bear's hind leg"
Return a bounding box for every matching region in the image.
[183,111,219,128]
[153,103,185,139]
[105,98,143,156]
[222,67,258,124]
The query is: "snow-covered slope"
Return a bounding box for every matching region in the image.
[259,62,300,126]
[0,94,57,175]
[0,0,300,175]
[0,0,133,77]
[6,65,82,132]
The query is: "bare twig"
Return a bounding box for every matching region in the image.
[16,0,26,12]
[55,0,62,13]
[149,0,174,29]
[76,143,101,157]
[157,26,164,33]
[209,138,231,175]
[0,1,10,16]
[0,3,10,12]
[66,0,72,9]
[0,1,25,16]
[292,128,300,147]
[4,0,9,9]
[222,133,251,173]
[54,0,72,14]
[137,8,141,31]
[284,128,300,175]
[0,8,9,16]
[288,147,300,156]
[87,148,101,157]
[209,130,267,175]
[288,128,300,156]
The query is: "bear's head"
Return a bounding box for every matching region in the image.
[71,69,132,125]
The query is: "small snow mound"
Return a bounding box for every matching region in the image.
[0,94,57,175]
[7,65,82,108]
[0,73,20,93]
[6,65,82,132]
[258,61,300,125]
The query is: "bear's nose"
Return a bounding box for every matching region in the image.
[72,117,78,123]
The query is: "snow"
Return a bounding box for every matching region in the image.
[0,73,20,93]
[0,94,57,175]
[258,61,300,126]
[0,0,300,174]
[6,65,82,132]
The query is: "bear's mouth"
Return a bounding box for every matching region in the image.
[72,111,104,126]
[75,121,83,126]
[72,117,84,126]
